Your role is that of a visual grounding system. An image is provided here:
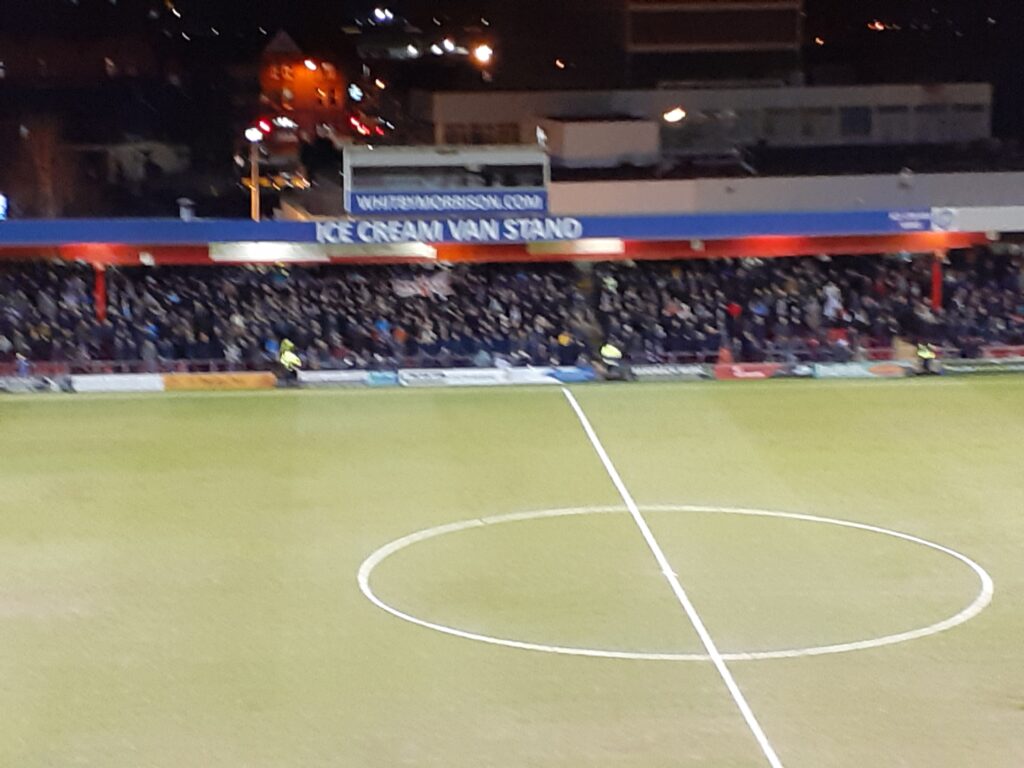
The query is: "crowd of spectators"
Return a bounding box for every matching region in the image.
[1,250,1022,372]
[0,262,97,367]
[2,261,597,371]
[595,251,1024,363]
[113,263,598,370]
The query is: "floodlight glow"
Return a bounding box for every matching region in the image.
[472,44,494,65]
[663,107,687,123]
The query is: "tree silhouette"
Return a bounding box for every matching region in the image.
[10,117,79,218]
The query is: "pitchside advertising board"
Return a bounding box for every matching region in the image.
[632,364,712,382]
[713,363,815,381]
[0,376,69,393]
[297,367,596,388]
[941,359,1024,375]
[813,362,913,379]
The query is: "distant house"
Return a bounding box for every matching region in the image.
[259,32,349,144]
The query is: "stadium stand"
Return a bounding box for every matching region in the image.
[1,251,1021,373]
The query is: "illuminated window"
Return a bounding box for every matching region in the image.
[322,62,336,79]
[270,65,281,80]
[282,65,294,81]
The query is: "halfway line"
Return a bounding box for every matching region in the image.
[559,386,785,768]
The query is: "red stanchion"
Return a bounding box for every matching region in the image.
[931,250,945,312]
[94,265,107,322]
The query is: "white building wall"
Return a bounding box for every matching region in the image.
[540,119,660,168]
[413,83,992,150]
[547,172,1024,216]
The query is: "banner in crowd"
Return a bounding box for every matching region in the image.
[392,272,453,299]
[347,189,549,216]
[813,362,912,379]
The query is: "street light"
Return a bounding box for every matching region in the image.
[472,43,494,65]
[244,127,263,222]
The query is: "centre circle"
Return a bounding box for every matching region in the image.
[357,505,994,662]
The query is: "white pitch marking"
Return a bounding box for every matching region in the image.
[357,505,993,662]
[642,505,996,661]
[560,387,785,768]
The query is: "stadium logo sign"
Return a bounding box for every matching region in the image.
[348,189,548,216]
[931,207,958,232]
[887,210,932,231]
[316,217,584,246]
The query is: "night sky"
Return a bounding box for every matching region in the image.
[0,0,1016,66]
[0,0,1021,132]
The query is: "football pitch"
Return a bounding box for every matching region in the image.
[1,377,1023,767]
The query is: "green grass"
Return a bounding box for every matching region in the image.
[1,378,1023,767]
